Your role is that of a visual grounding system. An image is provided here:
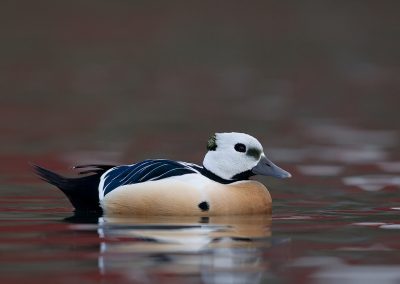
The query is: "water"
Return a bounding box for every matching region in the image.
[1,1,400,283]
[2,126,399,284]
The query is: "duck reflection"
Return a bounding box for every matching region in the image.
[97,215,273,284]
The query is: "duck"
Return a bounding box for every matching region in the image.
[34,132,291,216]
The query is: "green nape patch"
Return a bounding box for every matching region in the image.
[247,147,261,159]
[207,134,217,151]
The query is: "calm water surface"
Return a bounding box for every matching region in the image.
[1,1,400,283]
[1,123,400,284]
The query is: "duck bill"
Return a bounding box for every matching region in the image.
[251,155,291,178]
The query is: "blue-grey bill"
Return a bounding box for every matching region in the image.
[251,155,292,178]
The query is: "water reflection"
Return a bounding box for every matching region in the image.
[95,215,275,284]
[297,165,344,176]
[378,162,400,173]
[343,175,400,191]
[291,257,400,284]
[306,124,398,147]
[314,265,400,284]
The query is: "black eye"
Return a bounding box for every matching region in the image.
[234,143,246,153]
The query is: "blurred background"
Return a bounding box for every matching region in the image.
[1,0,399,169]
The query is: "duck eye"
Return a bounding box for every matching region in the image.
[234,143,246,153]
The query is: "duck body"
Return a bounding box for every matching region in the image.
[99,159,272,216]
[100,161,272,216]
[34,132,290,216]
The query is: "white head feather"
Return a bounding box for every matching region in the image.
[202,132,264,180]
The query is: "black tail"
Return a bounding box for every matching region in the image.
[33,164,116,213]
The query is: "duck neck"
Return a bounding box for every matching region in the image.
[201,166,253,184]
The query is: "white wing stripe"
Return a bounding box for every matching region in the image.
[149,168,188,181]
[138,163,169,182]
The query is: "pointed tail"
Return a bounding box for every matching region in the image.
[33,164,115,213]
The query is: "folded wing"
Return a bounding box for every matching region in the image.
[100,159,202,197]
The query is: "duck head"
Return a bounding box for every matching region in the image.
[203,132,291,181]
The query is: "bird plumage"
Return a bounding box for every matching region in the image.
[99,159,202,198]
[34,132,291,215]
[33,164,115,212]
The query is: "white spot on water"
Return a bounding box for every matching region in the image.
[313,265,400,284]
[342,175,400,191]
[380,224,400,230]
[273,215,313,220]
[314,146,388,164]
[297,165,344,176]
[307,124,398,147]
[338,243,392,251]
[352,222,387,226]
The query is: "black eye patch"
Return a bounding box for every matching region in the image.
[234,143,246,153]
[246,147,261,159]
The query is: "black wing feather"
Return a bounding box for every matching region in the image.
[101,159,201,196]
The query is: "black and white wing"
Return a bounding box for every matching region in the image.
[100,159,202,197]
